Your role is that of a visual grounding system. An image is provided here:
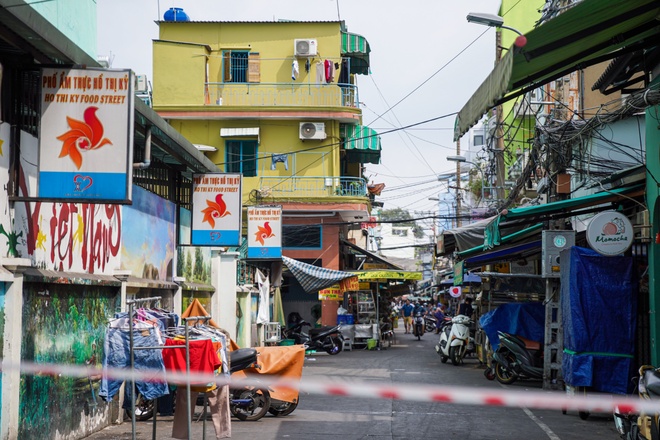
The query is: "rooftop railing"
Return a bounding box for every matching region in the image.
[204,83,359,108]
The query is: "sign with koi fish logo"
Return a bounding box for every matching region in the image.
[247,206,282,259]
[38,68,134,202]
[191,173,242,246]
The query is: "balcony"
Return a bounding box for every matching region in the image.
[204,83,359,108]
[257,176,367,199]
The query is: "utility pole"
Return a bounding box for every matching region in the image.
[495,30,506,203]
[455,138,462,228]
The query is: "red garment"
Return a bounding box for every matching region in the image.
[324,59,334,83]
[163,339,221,383]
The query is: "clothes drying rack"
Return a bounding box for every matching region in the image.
[127,296,212,440]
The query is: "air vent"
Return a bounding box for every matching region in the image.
[299,122,326,140]
[294,39,318,57]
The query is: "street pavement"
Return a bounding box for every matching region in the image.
[84,324,621,439]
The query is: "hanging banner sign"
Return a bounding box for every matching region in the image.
[449,286,462,298]
[247,206,282,259]
[586,210,634,256]
[191,173,242,246]
[38,68,134,202]
[453,260,464,286]
[339,276,360,292]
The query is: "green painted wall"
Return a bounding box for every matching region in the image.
[32,0,97,61]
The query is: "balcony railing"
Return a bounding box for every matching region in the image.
[204,83,359,108]
[258,176,367,198]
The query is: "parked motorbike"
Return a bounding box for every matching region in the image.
[380,322,394,348]
[614,365,660,440]
[125,348,272,422]
[435,314,471,365]
[412,312,425,340]
[485,331,543,384]
[424,315,437,333]
[282,320,344,355]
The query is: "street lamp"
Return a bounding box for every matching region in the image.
[447,155,486,204]
[466,12,527,47]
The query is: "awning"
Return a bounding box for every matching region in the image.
[462,222,544,257]
[282,256,356,293]
[23,268,121,286]
[484,183,645,248]
[341,31,370,75]
[342,124,381,164]
[354,270,422,281]
[341,239,403,270]
[454,0,660,140]
[463,239,542,267]
[439,216,498,255]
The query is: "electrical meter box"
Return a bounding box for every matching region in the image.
[542,230,575,278]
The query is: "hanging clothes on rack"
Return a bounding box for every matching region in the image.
[291,59,299,80]
[324,59,335,83]
[315,61,324,84]
[99,312,170,402]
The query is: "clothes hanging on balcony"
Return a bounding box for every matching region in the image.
[324,59,335,83]
[292,59,299,80]
[338,59,349,84]
[271,153,289,170]
[305,58,310,73]
[315,62,324,84]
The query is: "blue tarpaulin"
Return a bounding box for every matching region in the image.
[560,246,637,395]
[479,302,545,351]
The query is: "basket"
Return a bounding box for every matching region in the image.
[366,339,378,350]
[279,339,295,346]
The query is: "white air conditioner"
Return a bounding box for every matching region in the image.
[299,122,326,140]
[294,39,318,57]
[135,74,149,93]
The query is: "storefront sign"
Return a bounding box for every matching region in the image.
[363,263,389,270]
[449,286,462,298]
[356,271,422,281]
[453,260,464,286]
[191,173,242,246]
[358,282,371,290]
[339,276,359,292]
[38,68,134,202]
[586,210,633,256]
[319,286,343,300]
[247,206,282,259]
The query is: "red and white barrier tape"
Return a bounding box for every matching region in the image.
[1,359,654,415]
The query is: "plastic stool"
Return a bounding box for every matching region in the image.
[343,337,353,352]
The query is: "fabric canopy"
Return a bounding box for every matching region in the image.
[342,124,381,164]
[341,31,371,75]
[454,0,660,140]
[282,256,356,294]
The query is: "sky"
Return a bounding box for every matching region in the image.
[97,0,500,218]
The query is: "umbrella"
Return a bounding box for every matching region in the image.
[282,256,356,293]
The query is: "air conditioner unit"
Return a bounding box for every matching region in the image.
[294,39,318,57]
[299,122,326,140]
[135,74,149,93]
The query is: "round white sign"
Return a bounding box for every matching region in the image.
[586,210,633,256]
[449,286,462,298]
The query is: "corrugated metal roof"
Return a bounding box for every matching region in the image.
[125,276,179,290]
[24,268,121,286]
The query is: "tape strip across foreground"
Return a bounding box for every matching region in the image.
[2,359,653,415]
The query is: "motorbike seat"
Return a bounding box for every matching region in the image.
[516,335,541,351]
[229,348,258,373]
[309,326,336,337]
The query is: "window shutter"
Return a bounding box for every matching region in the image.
[223,51,232,82]
[248,52,260,83]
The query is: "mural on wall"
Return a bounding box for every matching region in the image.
[177,208,212,284]
[0,122,16,257]
[19,283,117,439]
[120,185,175,280]
[0,282,5,425]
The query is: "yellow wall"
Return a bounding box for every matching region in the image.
[154,21,342,106]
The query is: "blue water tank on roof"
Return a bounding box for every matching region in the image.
[164,7,190,22]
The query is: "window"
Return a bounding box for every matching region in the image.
[283,225,322,249]
[226,140,257,177]
[392,228,408,237]
[473,135,484,146]
[223,51,249,83]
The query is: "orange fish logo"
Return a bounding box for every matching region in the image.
[254,221,275,245]
[57,107,112,169]
[201,194,231,228]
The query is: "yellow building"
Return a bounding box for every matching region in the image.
[153,16,379,325]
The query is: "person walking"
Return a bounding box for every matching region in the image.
[458,297,474,317]
[434,304,447,334]
[400,299,414,334]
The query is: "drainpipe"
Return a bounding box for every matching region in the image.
[133,125,152,169]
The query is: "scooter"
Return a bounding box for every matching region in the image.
[435,314,471,365]
[125,347,272,422]
[412,312,425,340]
[424,315,437,333]
[486,331,543,384]
[282,320,344,355]
[614,365,660,439]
